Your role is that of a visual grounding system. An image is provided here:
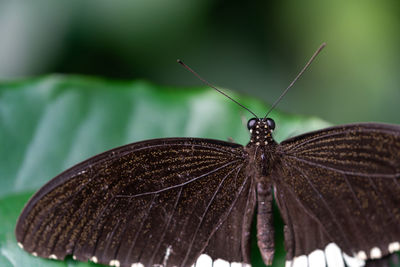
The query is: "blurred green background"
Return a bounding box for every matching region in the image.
[0,0,399,124]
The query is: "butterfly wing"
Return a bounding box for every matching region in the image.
[274,123,400,266]
[15,138,254,267]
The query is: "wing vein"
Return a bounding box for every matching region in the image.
[282,127,399,153]
[116,160,242,199]
[90,196,119,260]
[181,164,243,267]
[276,160,334,256]
[289,164,354,252]
[341,174,375,246]
[28,176,95,253]
[121,142,244,159]
[285,155,400,178]
[123,194,157,266]
[367,177,399,235]
[149,186,184,265]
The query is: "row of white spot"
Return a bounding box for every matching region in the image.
[106,255,249,267]
[191,254,250,267]
[97,254,247,267]
[100,257,144,267]
[17,241,400,266]
[286,242,400,267]
[285,243,363,267]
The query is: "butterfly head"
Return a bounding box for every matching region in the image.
[247,117,275,146]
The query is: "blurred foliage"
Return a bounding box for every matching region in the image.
[0,0,399,125]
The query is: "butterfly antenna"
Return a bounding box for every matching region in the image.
[264,42,326,118]
[177,59,258,118]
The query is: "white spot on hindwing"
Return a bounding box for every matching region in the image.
[324,243,345,267]
[389,241,400,253]
[17,242,23,249]
[195,254,212,266]
[72,255,77,260]
[32,252,37,257]
[90,256,98,263]
[131,263,144,267]
[49,254,57,260]
[230,263,250,267]
[110,259,120,267]
[213,258,230,267]
[343,253,365,267]
[370,247,381,259]
[292,255,308,267]
[356,251,367,260]
[308,249,325,267]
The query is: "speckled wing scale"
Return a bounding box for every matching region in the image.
[275,123,400,267]
[15,119,400,267]
[16,138,254,267]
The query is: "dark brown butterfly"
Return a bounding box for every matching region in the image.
[15,44,400,267]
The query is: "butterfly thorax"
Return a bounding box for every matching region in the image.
[245,117,278,179]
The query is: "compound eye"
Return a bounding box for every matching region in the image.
[247,118,257,130]
[266,118,275,130]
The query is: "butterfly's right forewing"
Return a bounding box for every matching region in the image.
[16,138,253,267]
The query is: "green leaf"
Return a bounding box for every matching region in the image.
[0,75,329,267]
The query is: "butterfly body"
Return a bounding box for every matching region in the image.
[245,118,278,265]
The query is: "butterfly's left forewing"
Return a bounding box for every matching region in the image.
[15,138,254,267]
[273,123,400,266]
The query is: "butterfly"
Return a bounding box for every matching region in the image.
[15,44,400,267]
